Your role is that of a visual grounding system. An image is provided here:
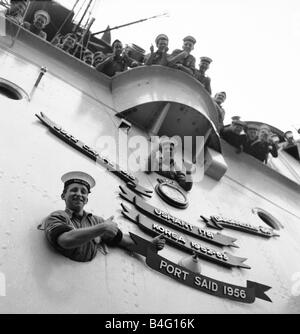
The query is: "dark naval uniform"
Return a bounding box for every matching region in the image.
[22,10,50,40]
[247,140,278,162]
[144,51,170,66]
[43,171,123,262]
[23,22,47,39]
[145,33,170,66]
[214,103,226,130]
[44,209,104,262]
[244,139,278,162]
[169,49,196,73]
[220,126,247,149]
[195,56,213,94]
[195,71,212,94]
[243,138,259,158]
[168,35,197,75]
[147,156,193,191]
[157,166,193,192]
[96,53,136,77]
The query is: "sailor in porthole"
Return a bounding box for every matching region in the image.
[42,171,165,262]
[146,136,193,192]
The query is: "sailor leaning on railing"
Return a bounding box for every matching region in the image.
[4,4,216,93]
[6,1,297,162]
[6,1,50,39]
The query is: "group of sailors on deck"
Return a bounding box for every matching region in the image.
[5,2,228,124]
[220,117,300,164]
[4,3,219,92]
[6,1,299,167]
[6,3,227,129]
[220,119,278,163]
[6,1,50,38]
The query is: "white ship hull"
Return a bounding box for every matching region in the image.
[1,20,300,314]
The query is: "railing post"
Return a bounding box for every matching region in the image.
[148,102,171,136]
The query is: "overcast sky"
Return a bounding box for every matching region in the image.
[58,0,300,137]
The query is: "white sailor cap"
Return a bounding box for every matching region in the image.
[61,171,96,192]
[34,10,51,25]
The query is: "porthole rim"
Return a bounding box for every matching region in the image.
[252,207,283,230]
[0,78,28,100]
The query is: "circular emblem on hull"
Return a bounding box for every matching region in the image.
[155,179,188,209]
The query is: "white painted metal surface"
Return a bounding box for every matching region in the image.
[1,23,300,314]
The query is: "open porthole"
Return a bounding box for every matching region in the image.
[0,79,27,100]
[252,208,283,230]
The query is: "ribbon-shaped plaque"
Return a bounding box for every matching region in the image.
[36,112,152,197]
[128,233,272,303]
[122,203,250,269]
[201,215,279,238]
[119,185,238,248]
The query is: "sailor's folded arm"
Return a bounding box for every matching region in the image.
[55,222,165,252]
[95,54,114,70]
[45,213,165,253]
[56,221,119,249]
[44,213,119,250]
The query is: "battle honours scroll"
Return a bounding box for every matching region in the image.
[128,234,272,304]
[120,186,250,269]
[119,185,238,248]
[36,112,152,197]
[201,215,279,238]
[121,203,250,269]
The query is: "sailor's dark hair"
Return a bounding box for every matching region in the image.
[61,181,91,197]
[112,39,122,47]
